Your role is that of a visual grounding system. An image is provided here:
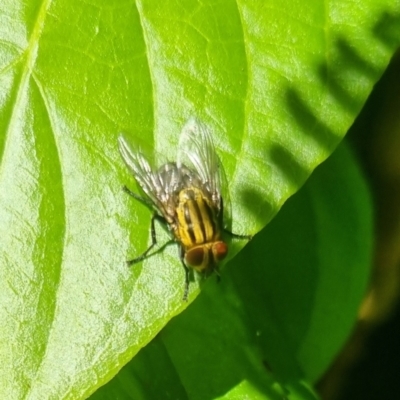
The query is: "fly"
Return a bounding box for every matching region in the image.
[118,118,251,300]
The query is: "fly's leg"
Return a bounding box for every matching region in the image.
[220,199,252,241]
[127,213,167,266]
[214,265,221,283]
[223,229,253,241]
[179,246,190,301]
[123,185,154,209]
[123,185,168,265]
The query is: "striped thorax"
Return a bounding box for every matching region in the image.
[175,187,227,272]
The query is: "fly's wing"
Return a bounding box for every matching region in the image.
[118,134,165,213]
[177,118,225,214]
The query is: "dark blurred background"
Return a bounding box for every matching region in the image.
[317,50,400,400]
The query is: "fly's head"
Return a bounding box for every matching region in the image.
[185,241,228,273]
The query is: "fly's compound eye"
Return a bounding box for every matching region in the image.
[185,247,205,267]
[212,241,228,261]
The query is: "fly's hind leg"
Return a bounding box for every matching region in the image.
[179,246,190,301]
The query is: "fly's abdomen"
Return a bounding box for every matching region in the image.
[176,188,220,248]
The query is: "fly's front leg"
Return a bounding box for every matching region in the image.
[127,213,167,266]
[179,245,190,301]
[214,265,221,283]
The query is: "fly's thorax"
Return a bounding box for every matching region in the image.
[175,187,221,248]
[185,241,228,272]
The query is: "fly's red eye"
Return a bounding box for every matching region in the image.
[212,241,228,261]
[185,247,205,267]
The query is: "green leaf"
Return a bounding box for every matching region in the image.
[0,0,397,399]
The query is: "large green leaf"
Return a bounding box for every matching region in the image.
[0,0,398,399]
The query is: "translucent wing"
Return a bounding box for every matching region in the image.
[118,135,183,217]
[177,118,224,211]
